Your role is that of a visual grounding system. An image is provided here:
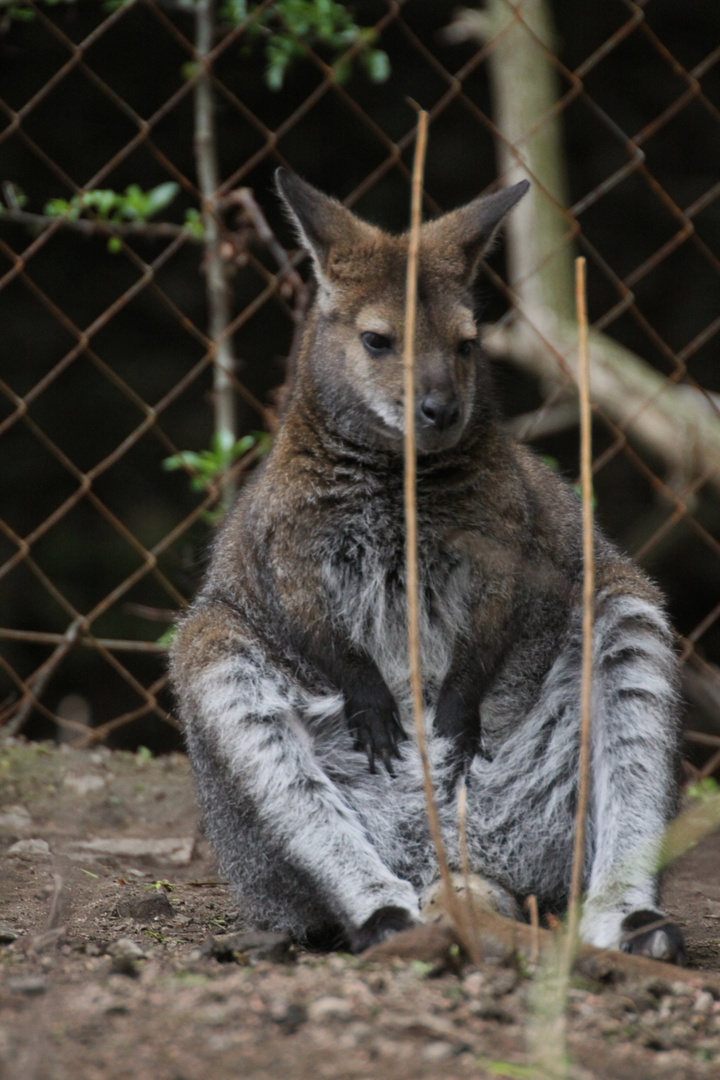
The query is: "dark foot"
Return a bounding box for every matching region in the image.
[620,910,686,965]
[349,906,417,954]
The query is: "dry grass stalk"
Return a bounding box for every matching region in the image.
[564,255,594,970]
[524,894,540,966]
[402,110,478,960]
[458,781,484,960]
[527,257,592,1080]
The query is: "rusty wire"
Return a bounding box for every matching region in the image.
[0,0,719,770]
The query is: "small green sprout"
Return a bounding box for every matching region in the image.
[687,777,720,802]
[145,880,174,893]
[162,430,270,493]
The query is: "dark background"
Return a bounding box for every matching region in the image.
[1,0,719,756]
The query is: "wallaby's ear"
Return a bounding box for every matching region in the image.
[275,168,377,283]
[423,180,529,283]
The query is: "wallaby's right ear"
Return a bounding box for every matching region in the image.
[275,169,376,283]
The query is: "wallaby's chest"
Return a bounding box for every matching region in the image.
[316,492,472,687]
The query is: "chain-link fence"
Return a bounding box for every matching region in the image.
[1,0,719,778]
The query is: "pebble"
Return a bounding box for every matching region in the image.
[109,937,147,960]
[0,805,33,831]
[7,838,51,860]
[0,924,19,944]
[693,990,715,1014]
[114,892,175,922]
[306,995,353,1022]
[421,1040,455,1062]
[7,976,48,995]
[62,773,106,795]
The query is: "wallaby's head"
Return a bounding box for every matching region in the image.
[276,169,528,455]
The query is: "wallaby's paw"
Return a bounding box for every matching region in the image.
[349,906,417,953]
[433,684,481,775]
[620,910,686,965]
[346,685,406,775]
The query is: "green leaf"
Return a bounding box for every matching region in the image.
[183,208,205,238]
[156,626,176,648]
[220,0,247,21]
[144,182,180,218]
[44,197,80,220]
[107,236,122,254]
[363,49,390,83]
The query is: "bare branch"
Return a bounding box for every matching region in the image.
[194,0,238,514]
[0,208,196,242]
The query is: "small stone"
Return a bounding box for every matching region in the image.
[0,924,19,944]
[7,838,51,860]
[62,773,105,796]
[109,956,140,979]
[108,937,147,960]
[307,996,353,1022]
[693,990,714,1014]
[463,971,485,996]
[114,893,175,922]
[421,1041,454,1063]
[0,805,33,832]
[490,968,518,996]
[201,930,294,965]
[270,1001,307,1033]
[8,977,47,995]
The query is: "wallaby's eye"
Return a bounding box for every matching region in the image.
[361,331,393,356]
[457,339,476,359]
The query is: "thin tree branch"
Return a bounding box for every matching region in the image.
[0,209,197,242]
[194,0,238,514]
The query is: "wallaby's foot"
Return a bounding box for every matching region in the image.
[350,906,417,953]
[620,910,686,965]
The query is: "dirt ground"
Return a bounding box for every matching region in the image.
[2,739,720,1080]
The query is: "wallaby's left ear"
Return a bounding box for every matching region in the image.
[423,180,529,283]
[275,168,379,284]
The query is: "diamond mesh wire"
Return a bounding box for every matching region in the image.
[1,0,719,777]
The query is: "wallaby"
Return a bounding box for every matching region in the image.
[170,169,684,961]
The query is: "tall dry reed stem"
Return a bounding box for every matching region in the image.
[564,255,594,971]
[403,111,479,960]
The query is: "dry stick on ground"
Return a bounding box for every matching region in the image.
[402,109,479,962]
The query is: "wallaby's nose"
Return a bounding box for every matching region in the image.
[418,391,460,431]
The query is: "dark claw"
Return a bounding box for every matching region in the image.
[366,742,376,774]
[380,749,396,777]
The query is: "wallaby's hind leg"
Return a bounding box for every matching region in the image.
[580,594,683,962]
[462,594,683,960]
[187,725,343,944]
[173,606,420,947]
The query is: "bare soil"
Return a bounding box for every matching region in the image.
[1,739,720,1080]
